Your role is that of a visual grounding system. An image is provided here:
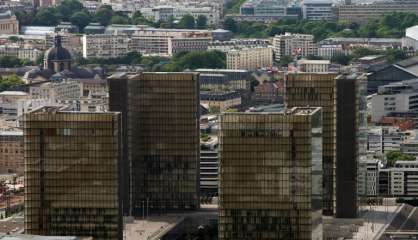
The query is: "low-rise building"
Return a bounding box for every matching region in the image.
[226,47,273,71]
[208,39,268,52]
[371,79,418,122]
[317,44,346,59]
[379,161,418,198]
[195,68,250,91]
[297,59,331,73]
[200,91,241,111]
[358,157,380,197]
[29,80,82,102]
[0,91,28,120]
[0,130,23,174]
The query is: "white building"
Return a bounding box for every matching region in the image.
[18,48,43,62]
[296,59,330,73]
[29,80,83,102]
[317,44,345,59]
[82,34,129,59]
[302,0,334,21]
[402,25,418,51]
[272,33,317,61]
[208,39,268,52]
[0,91,28,120]
[367,127,412,155]
[226,47,273,71]
[129,29,212,56]
[358,157,380,197]
[371,80,418,122]
[379,161,418,197]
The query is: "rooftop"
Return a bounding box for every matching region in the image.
[0,91,27,96]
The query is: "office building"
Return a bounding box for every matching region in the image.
[335,74,360,218]
[358,157,380,197]
[371,79,418,122]
[24,107,122,240]
[218,107,323,240]
[226,47,273,71]
[273,33,317,61]
[317,44,345,59]
[285,73,337,215]
[302,0,334,21]
[0,130,23,174]
[109,72,200,216]
[379,161,418,198]
[337,0,418,24]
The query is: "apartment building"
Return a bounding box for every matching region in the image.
[130,29,212,56]
[29,80,82,102]
[208,39,268,52]
[195,69,250,91]
[358,157,380,197]
[82,34,129,59]
[0,130,23,174]
[273,33,317,61]
[226,47,273,71]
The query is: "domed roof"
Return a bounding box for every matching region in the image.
[45,35,71,61]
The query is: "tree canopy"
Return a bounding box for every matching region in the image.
[0,75,24,92]
[386,151,415,167]
[163,51,226,71]
[178,14,195,29]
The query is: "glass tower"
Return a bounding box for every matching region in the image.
[218,107,323,240]
[109,72,200,216]
[24,107,122,240]
[285,72,337,216]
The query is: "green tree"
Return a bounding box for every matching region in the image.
[331,54,352,65]
[0,56,22,68]
[0,75,24,92]
[196,15,208,29]
[110,15,130,25]
[35,53,44,65]
[279,55,293,67]
[385,48,407,63]
[386,151,415,167]
[223,17,237,32]
[8,36,19,42]
[178,14,195,29]
[14,10,34,25]
[132,11,151,25]
[33,7,60,26]
[94,5,114,26]
[70,11,91,30]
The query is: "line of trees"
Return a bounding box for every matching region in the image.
[223,12,418,41]
[14,0,208,32]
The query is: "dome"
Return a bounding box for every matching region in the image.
[45,35,71,61]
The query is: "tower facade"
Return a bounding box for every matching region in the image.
[109,72,200,216]
[218,108,323,240]
[285,72,337,216]
[24,107,122,240]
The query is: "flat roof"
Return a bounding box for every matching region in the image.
[0,91,27,96]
